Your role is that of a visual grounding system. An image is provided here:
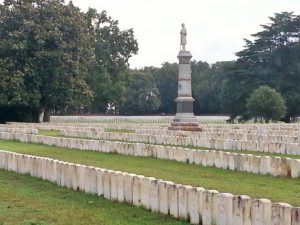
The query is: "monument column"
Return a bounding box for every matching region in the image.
[169,24,200,131]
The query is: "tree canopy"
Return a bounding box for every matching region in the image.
[0,0,138,122]
[246,86,286,122]
[219,12,300,122]
[121,71,160,115]
[0,0,94,121]
[1,8,300,123]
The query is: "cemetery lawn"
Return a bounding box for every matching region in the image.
[104,128,135,133]
[38,129,61,137]
[0,140,300,206]
[39,128,300,159]
[38,129,300,160]
[0,170,189,225]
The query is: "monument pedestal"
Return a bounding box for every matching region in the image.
[169,50,201,131]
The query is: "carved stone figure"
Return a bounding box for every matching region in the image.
[180,23,187,51]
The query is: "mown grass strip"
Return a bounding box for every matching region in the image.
[0,169,188,225]
[104,128,135,133]
[38,130,61,137]
[0,140,300,206]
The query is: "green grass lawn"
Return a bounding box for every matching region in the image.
[104,128,135,133]
[0,140,300,206]
[0,170,189,225]
[38,130,61,137]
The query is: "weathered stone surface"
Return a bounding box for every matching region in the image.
[168,182,179,218]
[54,160,62,186]
[292,207,300,225]
[228,153,236,170]
[124,173,134,204]
[291,159,300,178]
[132,175,144,206]
[187,187,202,224]
[232,195,251,225]
[271,203,292,225]
[193,150,202,165]
[117,172,125,202]
[251,199,271,225]
[270,157,282,177]
[96,168,104,196]
[196,186,206,223]
[158,180,172,215]
[150,179,159,212]
[173,147,187,162]
[110,171,119,201]
[84,166,97,194]
[201,190,219,225]
[177,184,192,219]
[216,193,234,225]
[50,159,59,184]
[75,164,86,192]
[103,170,111,200]
[140,177,154,210]
[249,156,260,174]
[64,162,75,189]
[259,156,271,175]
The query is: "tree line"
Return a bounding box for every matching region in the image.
[0,0,299,123]
[122,12,300,123]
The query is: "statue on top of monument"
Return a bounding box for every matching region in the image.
[180,23,187,51]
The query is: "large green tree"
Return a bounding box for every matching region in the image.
[221,12,300,122]
[149,63,178,114]
[246,86,286,122]
[120,71,160,115]
[0,0,94,122]
[85,9,138,113]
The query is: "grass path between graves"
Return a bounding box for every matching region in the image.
[38,129,300,160]
[0,169,189,225]
[0,140,300,206]
[38,129,62,137]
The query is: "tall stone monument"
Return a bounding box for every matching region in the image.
[169,24,200,131]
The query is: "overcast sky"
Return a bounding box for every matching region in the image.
[73,1,298,68]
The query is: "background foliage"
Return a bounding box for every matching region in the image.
[0,3,299,123]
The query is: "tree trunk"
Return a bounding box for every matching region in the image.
[43,108,51,122]
[280,115,291,123]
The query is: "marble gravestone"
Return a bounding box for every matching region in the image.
[169,24,200,131]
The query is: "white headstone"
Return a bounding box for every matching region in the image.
[271,203,292,225]
[201,190,219,225]
[158,180,172,215]
[251,199,271,225]
[168,183,179,218]
[124,173,134,204]
[150,179,160,212]
[232,195,251,225]
[216,193,234,225]
[291,207,300,225]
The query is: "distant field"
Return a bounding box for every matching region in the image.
[0,140,300,206]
